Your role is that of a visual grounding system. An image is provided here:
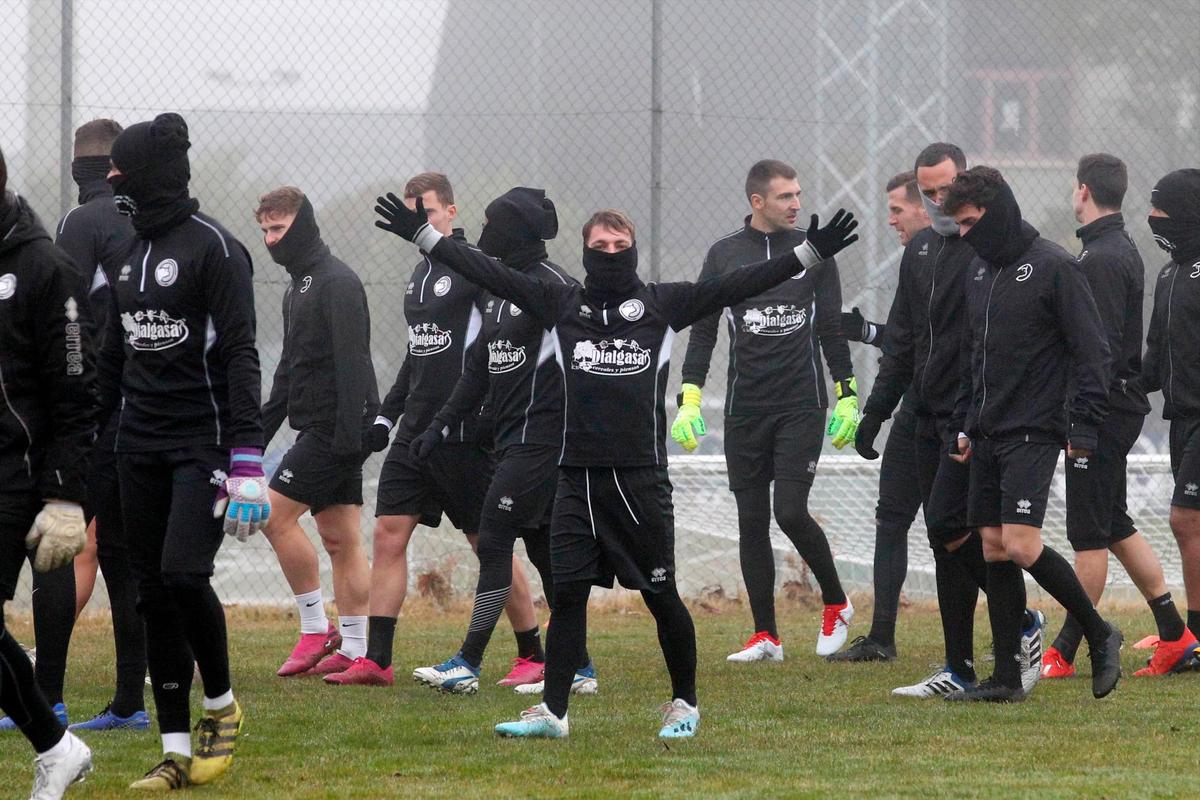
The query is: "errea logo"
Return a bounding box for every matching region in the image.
[279,469,294,484]
[498,496,514,512]
[919,242,929,256]
[974,266,986,281]
[1073,457,1089,470]
[1016,499,1032,514]
[209,469,228,488]
[807,461,818,474]
[650,567,667,583]
[1186,483,1199,497]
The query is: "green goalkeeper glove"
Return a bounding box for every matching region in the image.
[670,383,707,452]
[826,377,860,449]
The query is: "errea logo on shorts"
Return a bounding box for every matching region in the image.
[1186,483,1199,497]
[1073,457,1089,469]
[650,567,667,583]
[498,496,514,511]
[279,469,294,484]
[807,461,818,474]
[1016,499,1032,514]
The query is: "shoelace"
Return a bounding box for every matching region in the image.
[143,759,187,788]
[32,759,51,794]
[821,605,848,636]
[194,716,221,756]
[659,701,693,726]
[519,706,550,720]
[744,631,773,647]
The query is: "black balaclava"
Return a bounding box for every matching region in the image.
[108,112,200,238]
[961,180,1038,267]
[266,196,329,273]
[582,243,642,305]
[477,186,558,263]
[1149,168,1200,264]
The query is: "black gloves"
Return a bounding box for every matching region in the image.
[804,209,859,260]
[409,426,446,463]
[375,193,430,242]
[854,412,883,460]
[367,422,392,453]
[840,307,880,345]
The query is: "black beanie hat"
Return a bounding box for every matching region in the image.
[1151,169,1200,223]
[111,113,191,176]
[484,187,558,241]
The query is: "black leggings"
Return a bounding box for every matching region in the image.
[0,609,65,752]
[28,559,75,706]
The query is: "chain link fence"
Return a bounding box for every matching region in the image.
[4,0,1199,609]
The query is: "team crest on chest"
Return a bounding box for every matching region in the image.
[154,259,179,287]
[618,299,645,321]
[300,275,313,293]
[0,273,15,300]
[434,276,452,296]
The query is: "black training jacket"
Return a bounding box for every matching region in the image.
[97,211,263,452]
[681,220,852,414]
[952,223,1109,448]
[0,194,95,502]
[55,178,136,350]
[1144,254,1200,419]
[431,248,578,450]
[864,227,975,422]
[261,247,378,456]
[1074,213,1150,418]
[426,235,812,467]
[378,229,486,441]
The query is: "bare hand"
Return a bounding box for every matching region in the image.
[949,435,972,464]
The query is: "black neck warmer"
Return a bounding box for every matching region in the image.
[108,113,200,239]
[583,244,643,305]
[501,240,550,272]
[71,156,112,204]
[1149,169,1200,265]
[962,181,1039,267]
[267,197,330,275]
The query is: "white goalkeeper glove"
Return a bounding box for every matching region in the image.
[25,501,86,572]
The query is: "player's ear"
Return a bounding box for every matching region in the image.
[445,203,457,222]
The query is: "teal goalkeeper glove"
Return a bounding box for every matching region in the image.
[826,378,860,449]
[670,384,707,452]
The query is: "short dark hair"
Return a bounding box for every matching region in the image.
[914,142,967,173]
[1076,153,1127,210]
[886,170,920,205]
[255,186,306,223]
[745,159,798,202]
[582,209,636,242]
[74,119,123,158]
[404,172,454,206]
[942,166,1006,216]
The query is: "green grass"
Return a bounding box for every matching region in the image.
[1,601,1195,799]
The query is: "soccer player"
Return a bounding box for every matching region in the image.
[409,187,595,695]
[1142,167,1200,669]
[256,187,377,677]
[943,165,1122,702]
[52,119,149,733]
[97,113,269,786]
[828,171,927,662]
[1042,155,1194,679]
[0,147,94,800]
[326,173,543,688]
[373,192,858,737]
[672,159,858,661]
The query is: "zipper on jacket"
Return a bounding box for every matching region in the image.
[978,269,1002,436]
[138,242,152,293]
[1166,267,1177,409]
[0,362,34,475]
[920,238,947,400]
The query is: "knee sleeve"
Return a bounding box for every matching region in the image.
[476,522,521,562]
[772,484,817,539]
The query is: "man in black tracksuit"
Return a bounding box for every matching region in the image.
[374,193,858,738]
[676,160,857,662]
[943,165,1121,702]
[330,173,541,688]
[53,119,148,733]
[0,149,94,797]
[828,170,928,662]
[1043,155,1192,679]
[409,187,594,694]
[97,113,266,787]
[257,188,377,678]
[1143,167,1200,660]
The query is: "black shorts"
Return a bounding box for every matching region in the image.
[916,416,971,546]
[269,431,364,515]
[480,444,559,529]
[375,427,492,532]
[0,494,41,601]
[117,448,228,581]
[724,409,825,491]
[875,405,922,529]
[1170,418,1200,511]
[968,437,1060,529]
[550,465,675,593]
[1065,411,1142,550]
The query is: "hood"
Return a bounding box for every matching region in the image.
[961,181,1038,266]
[0,193,52,256]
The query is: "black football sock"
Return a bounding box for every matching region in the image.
[734,485,778,637]
[642,586,698,707]
[986,560,1024,688]
[543,582,590,719]
[775,480,846,606]
[868,519,909,648]
[950,532,989,592]
[933,545,978,682]
[366,616,397,669]
[29,561,76,707]
[1149,593,1186,642]
[1024,546,1108,646]
[514,627,544,663]
[0,618,66,752]
[1051,614,1084,663]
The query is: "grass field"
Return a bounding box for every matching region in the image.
[1,597,1196,799]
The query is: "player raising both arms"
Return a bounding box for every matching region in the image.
[373,191,858,738]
